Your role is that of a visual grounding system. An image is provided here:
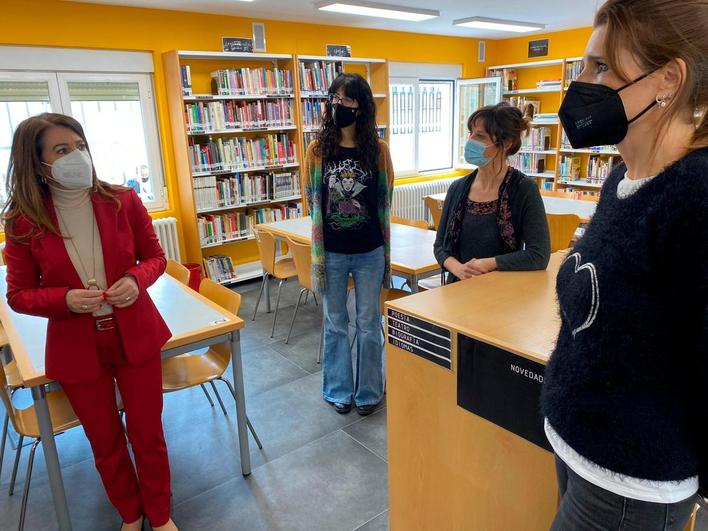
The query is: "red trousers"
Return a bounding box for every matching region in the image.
[61,318,171,526]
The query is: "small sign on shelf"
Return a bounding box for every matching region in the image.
[528,39,549,58]
[326,44,352,58]
[223,37,254,53]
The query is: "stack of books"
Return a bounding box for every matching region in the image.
[211,67,293,96]
[185,99,294,132]
[198,212,252,246]
[536,79,562,90]
[188,134,297,173]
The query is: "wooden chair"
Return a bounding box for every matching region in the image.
[423,196,443,230]
[165,259,190,286]
[161,278,263,449]
[252,228,297,338]
[0,361,81,530]
[546,214,582,253]
[351,288,410,349]
[391,215,429,230]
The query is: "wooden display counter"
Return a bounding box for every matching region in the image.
[385,252,566,530]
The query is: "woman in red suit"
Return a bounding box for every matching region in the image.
[3,113,178,531]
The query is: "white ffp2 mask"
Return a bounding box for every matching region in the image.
[44,149,94,189]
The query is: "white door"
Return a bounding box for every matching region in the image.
[453,76,502,169]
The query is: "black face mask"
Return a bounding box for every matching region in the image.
[332,103,358,129]
[558,72,656,148]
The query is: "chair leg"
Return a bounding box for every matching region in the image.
[312,293,319,307]
[303,291,309,306]
[270,278,285,338]
[218,378,263,450]
[0,413,8,479]
[18,440,39,531]
[200,383,215,408]
[209,381,228,416]
[252,273,269,321]
[285,288,306,344]
[9,435,24,496]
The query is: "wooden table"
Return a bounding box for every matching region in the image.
[426,191,597,222]
[384,252,566,530]
[257,218,441,293]
[0,270,250,530]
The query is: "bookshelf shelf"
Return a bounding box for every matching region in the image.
[527,172,556,179]
[178,51,292,61]
[557,180,604,189]
[192,162,300,177]
[201,235,256,249]
[373,93,387,98]
[559,148,620,155]
[530,120,559,126]
[487,59,565,70]
[300,91,329,99]
[297,55,386,64]
[187,126,297,136]
[184,94,295,102]
[503,87,562,96]
[519,149,557,155]
[197,195,302,214]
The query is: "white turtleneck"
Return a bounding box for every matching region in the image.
[50,186,113,316]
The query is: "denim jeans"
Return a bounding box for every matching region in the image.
[551,457,697,531]
[322,246,385,406]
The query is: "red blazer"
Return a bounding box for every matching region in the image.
[5,189,172,384]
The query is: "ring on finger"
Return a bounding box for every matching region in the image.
[80,304,88,311]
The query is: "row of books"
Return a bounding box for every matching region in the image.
[193,171,300,211]
[521,127,552,151]
[587,155,621,183]
[198,204,303,246]
[188,134,298,173]
[537,79,562,90]
[211,68,294,96]
[561,131,618,153]
[302,98,327,128]
[510,153,547,174]
[559,156,583,179]
[488,68,518,91]
[299,61,342,93]
[565,60,583,86]
[181,65,192,96]
[203,255,236,284]
[185,100,294,132]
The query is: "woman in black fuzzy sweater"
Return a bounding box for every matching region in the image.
[542,1,708,530]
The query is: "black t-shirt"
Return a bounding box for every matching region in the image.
[322,146,383,254]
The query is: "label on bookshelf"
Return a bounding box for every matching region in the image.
[528,39,549,58]
[326,44,351,58]
[222,37,254,53]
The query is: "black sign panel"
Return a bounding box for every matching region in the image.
[387,309,451,369]
[223,37,254,53]
[457,334,551,451]
[326,44,352,58]
[528,39,549,58]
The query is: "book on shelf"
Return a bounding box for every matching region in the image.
[559,156,583,179]
[564,60,583,87]
[249,202,303,225]
[193,171,301,211]
[185,99,294,132]
[587,155,621,184]
[521,126,551,150]
[188,134,297,173]
[560,130,619,154]
[301,98,327,128]
[203,255,236,284]
[509,152,546,174]
[304,131,318,150]
[211,67,293,97]
[536,79,562,89]
[507,96,541,117]
[180,65,192,96]
[299,60,343,93]
[488,68,517,91]
[198,211,252,246]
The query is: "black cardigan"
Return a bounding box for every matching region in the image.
[542,148,708,483]
[433,169,551,276]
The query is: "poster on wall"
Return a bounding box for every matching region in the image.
[223,37,254,53]
[528,39,549,58]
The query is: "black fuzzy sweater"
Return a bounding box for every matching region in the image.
[542,148,708,483]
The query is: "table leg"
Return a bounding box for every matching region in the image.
[230,330,251,476]
[410,274,419,294]
[31,385,72,530]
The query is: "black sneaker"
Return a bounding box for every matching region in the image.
[356,404,377,416]
[332,402,352,414]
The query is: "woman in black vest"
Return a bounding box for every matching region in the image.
[542,1,708,529]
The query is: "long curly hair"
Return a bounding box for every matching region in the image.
[314,73,380,173]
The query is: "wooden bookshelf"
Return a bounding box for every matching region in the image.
[163,50,306,284]
[487,56,620,200]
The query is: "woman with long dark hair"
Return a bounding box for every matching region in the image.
[3,113,177,531]
[304,73,394,415]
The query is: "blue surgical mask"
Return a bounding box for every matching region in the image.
[464,138,493,167]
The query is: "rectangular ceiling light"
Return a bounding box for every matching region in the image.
[453,16,545,33]
[316,1,440,22]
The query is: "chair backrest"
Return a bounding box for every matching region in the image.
[166,259,190,285]
[380,288,409,314]
[199,278,242,316]
[423,196,443,230]
[253,228,277,276]
[391,215,429,230]
[546,214,582,253]
[287,237,313,291]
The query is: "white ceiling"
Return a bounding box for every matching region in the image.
[67,0,600,39]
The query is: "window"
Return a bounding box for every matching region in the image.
[389,79,454,176]
[0,70,165,210]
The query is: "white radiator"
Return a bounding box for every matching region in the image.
[391,177,457,223]
[152,217,181,262]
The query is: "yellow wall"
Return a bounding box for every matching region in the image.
[486,27,593,66]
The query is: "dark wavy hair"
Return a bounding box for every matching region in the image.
[314,73,380,173]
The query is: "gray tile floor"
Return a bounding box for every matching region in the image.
[0,277,705,530]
